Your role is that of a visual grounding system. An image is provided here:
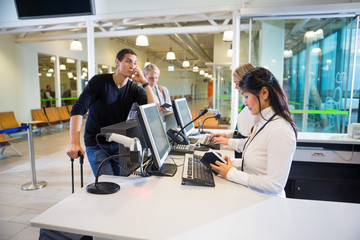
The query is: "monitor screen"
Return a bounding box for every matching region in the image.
[137,103,172,170]
[14,0,95,19]
[172,98,195,137]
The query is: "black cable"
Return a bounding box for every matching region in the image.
[94,154,128,183]
[201,116,216,134]
[95,133,111,157]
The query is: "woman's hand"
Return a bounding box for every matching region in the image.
[212,136,229,145]
[209,132,226,139]
[210,155,233,179]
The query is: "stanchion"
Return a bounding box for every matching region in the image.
[21,122,47,190]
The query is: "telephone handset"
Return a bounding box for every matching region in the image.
[166,128,190,145]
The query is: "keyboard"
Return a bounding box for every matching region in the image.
[181,154,215,187]
[198,135,220,150]
[170,143,195,155]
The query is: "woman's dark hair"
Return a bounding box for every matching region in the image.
[116,48,137,61]
[240,67,297,138]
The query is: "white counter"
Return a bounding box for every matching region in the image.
[31,158,360,240]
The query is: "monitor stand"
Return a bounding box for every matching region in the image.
[147,162,177,177]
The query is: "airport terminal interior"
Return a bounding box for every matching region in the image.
[0,0,360,239]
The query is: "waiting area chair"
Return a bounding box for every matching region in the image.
[44,107,62,125]
[0,111,21,130]
[56,106,70,122]
[0,124,22,159]
[66,105,73,114]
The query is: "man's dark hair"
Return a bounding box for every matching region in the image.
[116,48,137,61]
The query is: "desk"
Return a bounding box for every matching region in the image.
[287,132,360,203]
[31,157,360,240]
[298,132,360,145]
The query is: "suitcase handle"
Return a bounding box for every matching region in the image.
[71,152,84,194]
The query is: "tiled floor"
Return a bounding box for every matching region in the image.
[0,125,93,240]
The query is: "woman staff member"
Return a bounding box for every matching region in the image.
[210,67,297,197]
[210,63,256,153]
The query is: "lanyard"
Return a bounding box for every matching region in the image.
[241,113,277,171]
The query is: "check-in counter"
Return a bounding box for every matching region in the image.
[286,132,360,203]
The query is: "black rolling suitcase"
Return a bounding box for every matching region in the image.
[39,229,92,240]
[38,153,92,240]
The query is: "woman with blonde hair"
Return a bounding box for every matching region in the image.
[144,63,172,112]
[210,63,256,152]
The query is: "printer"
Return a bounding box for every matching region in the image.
[348,123,360,139]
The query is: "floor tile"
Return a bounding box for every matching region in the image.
[0,206,27,221]
[0,221,27,240]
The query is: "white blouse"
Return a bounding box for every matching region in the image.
[227,106,255,152]
[226,107,296,197]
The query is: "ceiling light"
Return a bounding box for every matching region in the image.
[82,67,87,72]
[192,65,199,72]
[204,73,209,78]
[284,50,293,58]
[304,31,316,42]
[304,30,324,43]
[166,47,176,60]
[67,72,74,78]
[48,68,54,73]
[315,29,324,40]
[66,58,75,64]
[50,56,55,62]
[182,60,190,68]
[70,40,83,51]
[136,35,149,46]
[208,74,212,79]
[199,70,205,75]
[168,65,174,71]
[227,44,233,58]
[223,31,233,41]
[311,47,322,55]
[46,73,52,77]
[60,64,66,70]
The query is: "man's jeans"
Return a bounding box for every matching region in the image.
[86,143,122,176]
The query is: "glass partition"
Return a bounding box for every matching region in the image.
[97,64,110,74]
[38,53,56,108]
[81,61,89,90]
[59,57,78,106]
[245,16,358,133]
[213,65,232,120]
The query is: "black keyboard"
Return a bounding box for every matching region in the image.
[170,143,195,155]
[199,135,220,150]
[181,154,215,187]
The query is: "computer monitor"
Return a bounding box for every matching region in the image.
[172,98,196,137]
[137,103,177,176]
